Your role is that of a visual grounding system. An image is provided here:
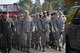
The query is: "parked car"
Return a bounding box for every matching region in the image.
[66,6,80,53]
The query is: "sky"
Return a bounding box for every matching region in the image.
[32,0,44,5]
[0,0,19,4]
[0,0,44,4]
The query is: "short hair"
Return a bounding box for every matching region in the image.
[51,12,57,15]
[51,13,53,16]
[3,12,7,14]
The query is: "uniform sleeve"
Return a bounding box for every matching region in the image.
[47,20,50,32]
[52,20,58,31]
[0,19,3,34]
[0,20,2,34]
[44,20,50,32]
[31,19,35,32]
[50,21,55,31]
[19,20,23,34]
[38,19,42,30]
[11,21,15,33]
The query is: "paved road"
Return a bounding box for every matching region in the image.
[0,48,65,53]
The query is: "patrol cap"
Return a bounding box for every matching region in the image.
[35,13,39,16]
[39,12,43,16]
[58,11,64,16]
[25,10,29,14]
[31,14,33,17]
[51,12,57,16]
[33,14,36,16]
[31,14,36,17]
[43,11,47,14]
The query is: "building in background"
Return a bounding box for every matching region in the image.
[0,4,19,16]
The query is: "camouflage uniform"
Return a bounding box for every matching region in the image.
[51,17,60,50]
[1,18,14,53]
[40,17,50,51]
[32,17,42,49]
[15,18,23,50]
[57,17,65,47]
[19,16,34,50]
[12,19,19,49]
[51,17,65,51]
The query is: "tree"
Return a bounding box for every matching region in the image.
[42,0,50,12]
[64,0,77,9]
[42,0,64,12]
[19,0,32,11]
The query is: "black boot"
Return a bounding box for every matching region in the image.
[23,47,26,52]
[59,46,62,51]
[31,44,34,48]
[2,51,7,53]
[20,45,22,51]
[35,45,38,50]
[12,44,15,48]
[17,44,19,50]
[54,46,57,50]
[2,50,7,53]
[39,46,41,51]
[8,51,10,53]
[42,46,45,52]
[27,48,30,53]
[46,42,49,49]
[14,44,16,49]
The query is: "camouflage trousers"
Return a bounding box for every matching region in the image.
[32,31,41,46]
[19,32,32,48]
[41,31,50,46]
[61,31,65,46]
[53,31,62,48]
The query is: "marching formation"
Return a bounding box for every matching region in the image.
[0,10,66,53]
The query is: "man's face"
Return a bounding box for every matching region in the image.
[44,13,47,16]
[36,15,39,18]
[13,15,17,20]
[54,14,58,18]
[43,13,47,18]
[25,13,29,17]
[59,13,62,18]
[3,14,7,19]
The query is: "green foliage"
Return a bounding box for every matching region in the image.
[42,2,49,11]
[19,0,32,10]
[66,8,77,23]
[64,0,77,9]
